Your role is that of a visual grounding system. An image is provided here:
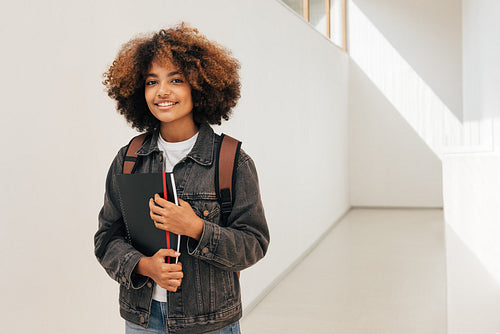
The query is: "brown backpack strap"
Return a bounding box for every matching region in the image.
[216,134,242,225]
[123,133,148,174]
[216,134,242,279]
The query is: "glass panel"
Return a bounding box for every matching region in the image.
[282,0,304,18]
[310,0,328,37]
[330,0,344,48]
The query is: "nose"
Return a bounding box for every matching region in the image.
[157,83,170,97]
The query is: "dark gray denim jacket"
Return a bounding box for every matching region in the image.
[94,123,269,334]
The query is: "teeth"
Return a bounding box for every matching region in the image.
[158,102,176,107]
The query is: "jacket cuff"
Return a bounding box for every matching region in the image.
[120,251,148,289]
[187,220,220,259]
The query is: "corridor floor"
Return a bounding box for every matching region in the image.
[241,208,447,334]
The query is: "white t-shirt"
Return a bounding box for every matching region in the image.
[152,131,199,302]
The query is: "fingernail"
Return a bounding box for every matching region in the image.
[175,252,180,256]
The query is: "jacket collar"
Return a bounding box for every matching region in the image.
[136,122,215,166]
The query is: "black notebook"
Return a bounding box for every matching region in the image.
[115,172,180,263]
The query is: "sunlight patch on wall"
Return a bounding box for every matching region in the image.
[348,1,493,158]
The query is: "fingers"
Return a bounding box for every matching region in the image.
[153,220,166,231]
[149,252,184,291]
[153,194,177,208]
[151,255,183,291]
[150,197,170,214]
[156,270,183,291]
[149,196,177,229]
[149,199,167,228]
[150,197,198,236]
[149,199,161,220]
[155,248,180,258]
[162,268,183,279]
[161,278,183,292]
[150,195,175,213]
[178,198,191,208]
[153,193,169,207]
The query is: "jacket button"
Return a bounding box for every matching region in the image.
[140,316,145,323]
[202,247,209,254]
[147,282,153,288]
[203,210,209,217]
[121,277,127,283]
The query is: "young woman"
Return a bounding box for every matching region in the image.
[94,23,269,334]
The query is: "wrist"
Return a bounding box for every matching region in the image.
[135,256,152,277]
[189,218,204,241]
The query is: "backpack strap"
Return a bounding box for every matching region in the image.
[216,134,242,226]
[123,133,148,174]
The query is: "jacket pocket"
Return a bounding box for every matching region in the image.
[119,284,152,313]
[191,200,221,224]
[184,257,237,315]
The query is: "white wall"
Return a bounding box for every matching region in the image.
[444,156,500,334]
[443,1,500,333]
[349,61,443,207]
[0,0,350,333]
[348,0,447,207]
[347,0,500,332]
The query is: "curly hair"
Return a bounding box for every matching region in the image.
[103,23,241,132]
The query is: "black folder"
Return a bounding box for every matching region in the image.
[115,172,180,263]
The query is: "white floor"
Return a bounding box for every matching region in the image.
[241,208,447,334]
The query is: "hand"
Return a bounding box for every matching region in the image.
[135,249,183,292]
[149,194,204,240]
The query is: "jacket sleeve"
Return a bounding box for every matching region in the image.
[186,151,270,271]
[94,147,148,289]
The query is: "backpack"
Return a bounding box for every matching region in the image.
[96,132,241,260]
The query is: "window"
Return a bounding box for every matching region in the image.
[282,0,346,50]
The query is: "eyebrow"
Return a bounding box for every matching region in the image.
[146,71,181,78]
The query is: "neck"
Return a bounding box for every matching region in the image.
[160,120,199,143]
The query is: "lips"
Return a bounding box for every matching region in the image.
[156,101,177,107]
[155,101,178,110]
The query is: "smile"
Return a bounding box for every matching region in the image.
[156,101,178,107]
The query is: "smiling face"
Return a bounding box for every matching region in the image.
[145,60,196,141]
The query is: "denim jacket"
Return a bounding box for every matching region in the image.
[94,123,269,334]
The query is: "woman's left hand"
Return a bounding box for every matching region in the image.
[149,194,204,241]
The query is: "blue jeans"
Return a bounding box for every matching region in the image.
[125,300,241,334]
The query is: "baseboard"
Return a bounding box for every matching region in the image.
[352,205,443,210]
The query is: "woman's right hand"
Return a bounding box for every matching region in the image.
[134,249,183,292]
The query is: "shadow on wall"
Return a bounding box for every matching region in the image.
[348,0,493,157]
